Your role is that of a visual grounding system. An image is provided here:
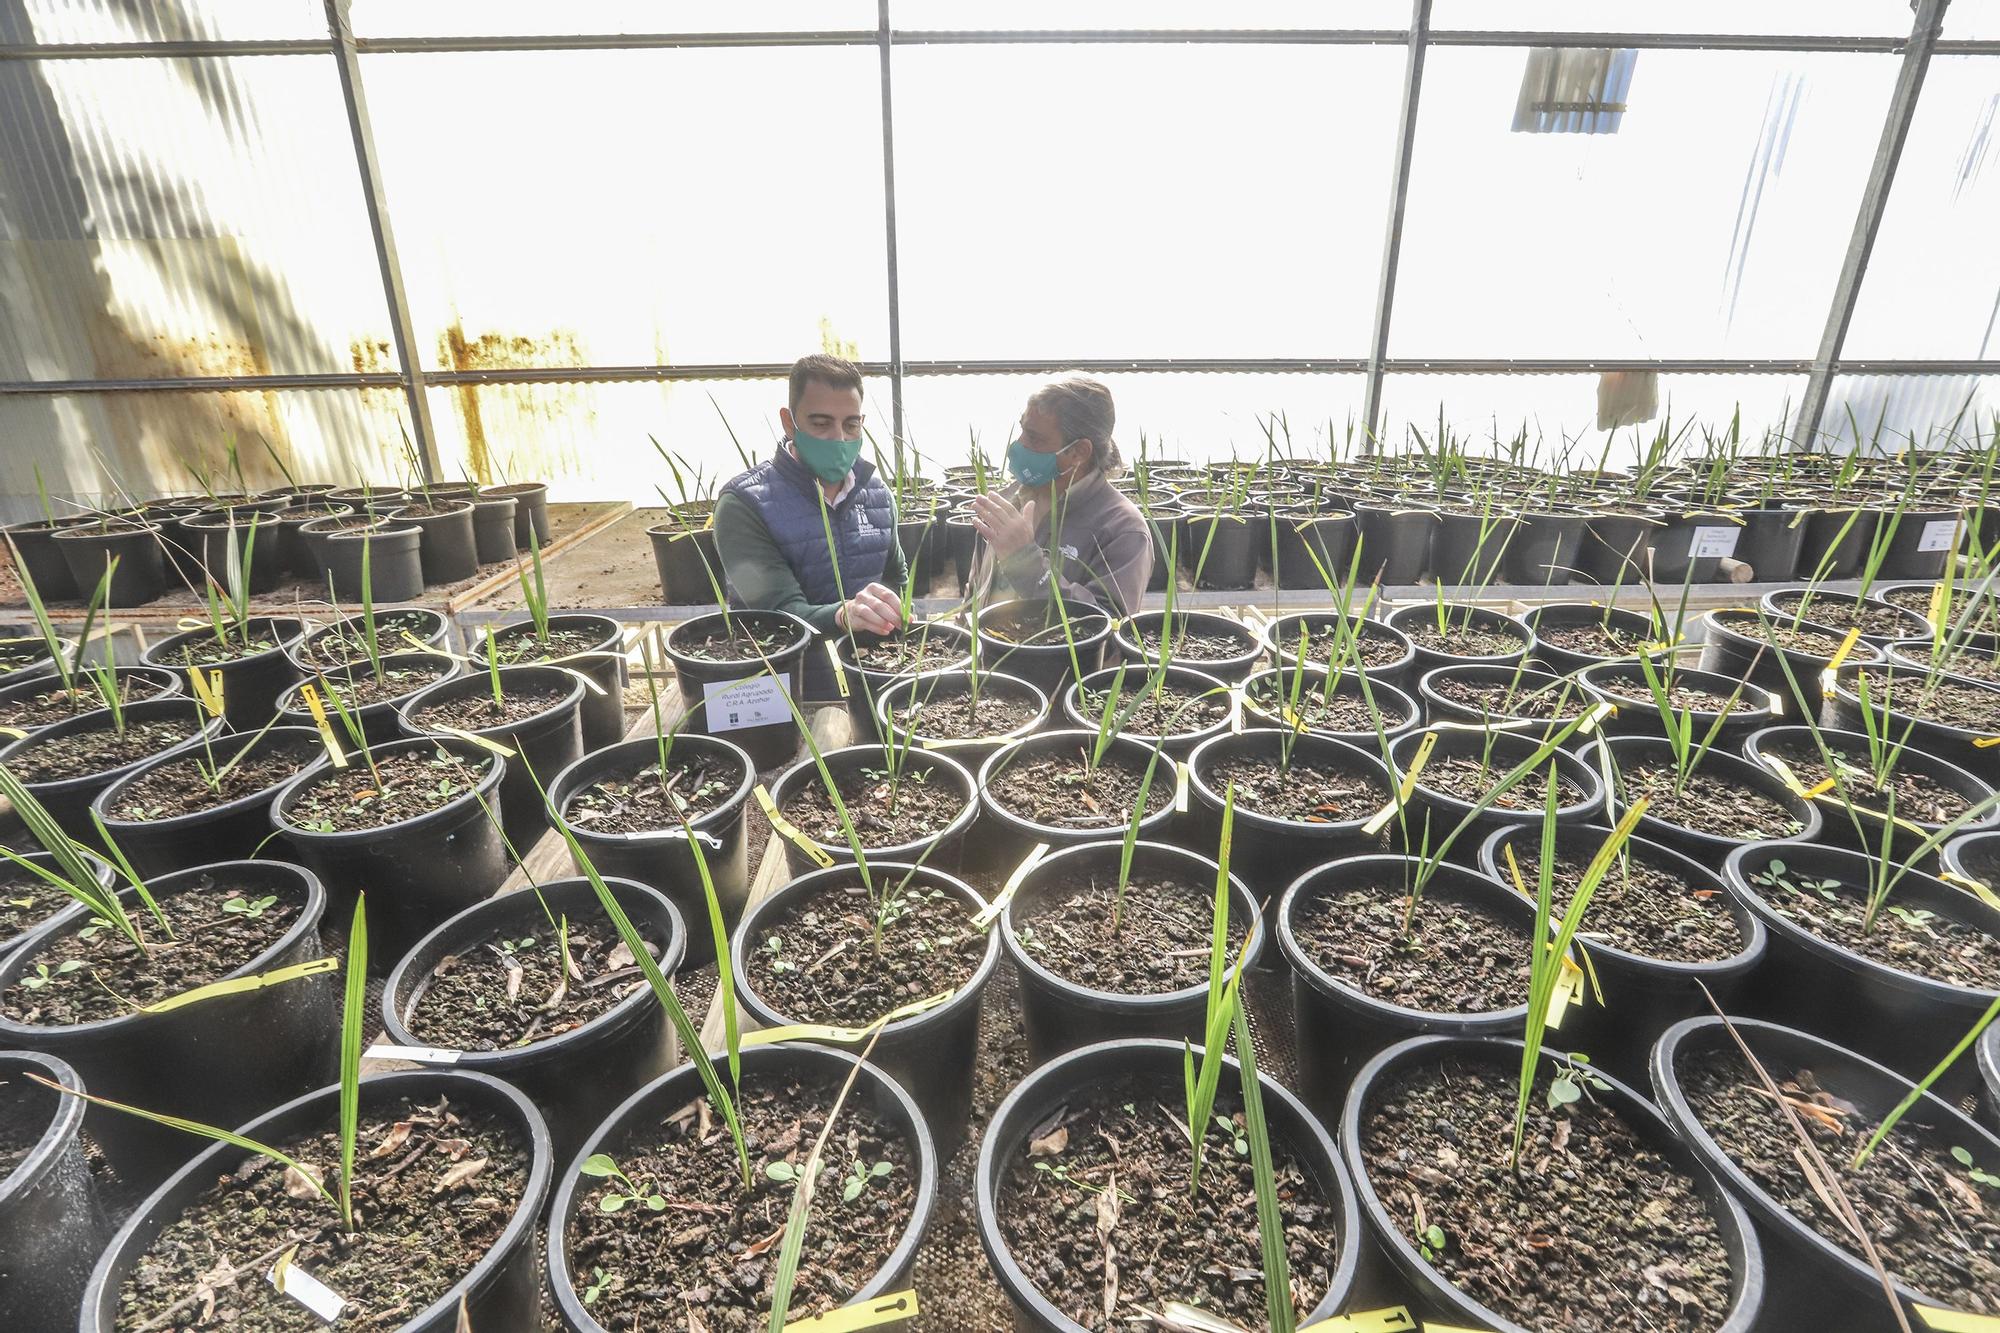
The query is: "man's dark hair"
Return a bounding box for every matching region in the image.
[789,353,864,414]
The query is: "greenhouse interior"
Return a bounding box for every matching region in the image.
[6,3,2000,1332]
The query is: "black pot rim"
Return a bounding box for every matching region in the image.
[1940,828,1999,893]
[973,598,1113,653]
[1258,611,1416,675]
[1185,729,1392,836]
[0,859,327,1038]
[731,862,999,1040]
[1721,840,2000,1003]
[766,744,978,860]
[0,696,224,797]
[973,1036,1359,1333]
[1346,1033,1765,1333]
[1111,608,1263,672]
[829,621,974,682]
[481,481,548,498]
[1582,735,1825,846]
[91,725,329,834]
[1742,723,2000,833]
[1579,660,1781,722]
[1759,588,1937,642]
[548,733,756,842]
[1236,666,1419,736]
[1000,839,1264,1009]
[292,608,450,668]
[277,650,461,722]
[1649,1015,1996,1312]
[381,876,688,1070]
[140,614,306,672]
[976,729,1181,840]
[872,669,1050,750]
[84,1067,551,1332]
[663,607,812,665]
[1701,606,1885,670]
[389,497,475,519]
[49,520,162,541]
[308,516,421,541]
[1384,604,1532,664]
[545,1042,935,1333]
[0,1048,87,1206]
[1420,662,1597,729]
[271,734,506,843]
[396,662,588,744]
[1391,725,1605,819]
[1830,662,2000,739]
[1059,663,1237,745]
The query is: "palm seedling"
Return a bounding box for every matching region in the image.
[0,766,170,959]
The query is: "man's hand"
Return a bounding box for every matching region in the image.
[971,493,1039,559]
[836,581,903,635]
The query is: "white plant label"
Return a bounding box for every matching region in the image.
[365,1043,461,1064]
[702,674,791,732]
[1689,525,1740,559]
[1917,519,1959,553]
[268,1259,348,1322]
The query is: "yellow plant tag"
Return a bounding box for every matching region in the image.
[973,842,1052,928]
[1940,872,2000,912]
[0,725,26,740]
[428,725,517,758]
[299,684,347,769]
[1801,776,1836,799]
[1929,581,1950,633]
[754,784,836,870]
[826,642,850,698]
[782,1290,919,1331]
[1545,954,1586,1030]
[1174,761,1190,814]
[1576,701,1615,736]
[745,993,953,1048]
[1975,736,2000,749]
[188,668,226,719]
[1915,1306,2000,1332]
[1826,627,1863,673]
[403,630,462,659]
[1363,731,1437,836]
[1762,755,1808,796]
[559,666,609,697]
[1297,1307,1419,1333]
[144,957,339,1015]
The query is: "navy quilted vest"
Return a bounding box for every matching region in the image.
[721,444,897,605]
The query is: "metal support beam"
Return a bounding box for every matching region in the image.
[325,0,442,484]
[1361,0,1433,448]
[1794,0,1948,448]
[877,0,907,450]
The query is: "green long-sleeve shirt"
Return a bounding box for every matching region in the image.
[712,490,907,634]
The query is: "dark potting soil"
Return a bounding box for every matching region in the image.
[396,500,465,518]
[750,879,984,1023]
[1421,753,1587,811]
[888,687,1042,743]
[1964,839,2000,889]
[847,633,965,674]
[1744,857,2000,990]
[564,1070,917,1331]
[1431,675,1587,721]
[0,674,175,732]
[995,1073,1337,1331]
[1932,648,2000,686]
[1243,675,1414,734]
[1077,678,1230,737]
[407,678,571,733]
[149,630,285,667]
[1765,738,1974,826]
[0,859,80,943]
[1594,675,1763,717]
[1677,1047,2000,1313]
[780,762,966,848]
[1205,750,1390,824]
[403,918,663,1050]
[109,734,323,822]
[1848,668,2000,731]
[1273,621,1405,671]
[1502,839,1744,963]
[297,611,442,669]
[3,715,198,784]
[1014,871,1248,996]
[1362,1059,1736,1333]
[1617,759,1806,843]
[1290,878,1532,1012]
[1134,623,1250,663]
[1770,593,1920,640]
[115,1093,529,1332]
[986,748,1167,832]
[1730,618,1855,658]
[308,663,454,710]
[285,745,495,834]
[671,622,800,665]
[0,872,302,1025]
[1534,620,1656,658]
[489,624,609,666]
[564,751,740,834]
[1400,619,1527,660]
[981,612,1108,648]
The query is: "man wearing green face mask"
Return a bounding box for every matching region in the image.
[714,354,907,696]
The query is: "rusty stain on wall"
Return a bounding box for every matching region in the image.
[438,323,591,484]
[350,337,393,374]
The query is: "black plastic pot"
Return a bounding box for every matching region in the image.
[1259,610,1417,685]
[1419,662,1596,740]
[0,1050,106,1329]
[1729,500,1811,583]
[662,608,812,769]
[291,606,452,673]
[51,521,166,606]
[2,521,79,599]
[392,498,480,585]
[1237,666,1423,749]
[945,506,979,591]
[1697,607,1884,719]
[1580,660,1781,744]
[1800,503,1873,578]
[91,726,326,879]
[472,492,519,564]
[974,598,1111,698]
[1134,497,1183,593]
[142,614,305,731]
[1984,1014,2000,1134]
[546,734,755,966]
[1875,503,1967,581]
[272,735,509,969]
[1059,663,1235,761]
[321,520,425,602]
[485,481,550,548]
[473,611,629,752]
[1651,1017,1995,1331]
[1280,857,1549,1114]
[1723,840,2000,1098]
[325,484,407,515]
[976,1038,1360,1332]
[828,621,974,743]
[0,696,224,845]
[0,665,182,738]
[0,634,72,686]
[278,650,462,746]
[1503,506,1589,586]
[1941,828,2000,906]
[85,1068,551,1333]
[1345,1034,1766,1333]
[398,665,586,850]
[1743,724,1999,858]
[266,500,355,578]
[1180,509,1259,590]
[1582,734,1823,862]
[1430,507,1520,585]
[1389,725,1605,856]
[1476,823,1767,1087]
[1113,609,1263,682]
[382,876,687,1165]
[1269,508,1356,590]
[1524,601,1670,677]
[647,519,722,604]
[766,743,977,876]
[1000,841,1263,1064]
[1646,509,1738,583]
[1577,507,1664,584]
[1760,587,1935,645]
[0,860,333,1186]
[872,668,1050,774]
[1383,603,1530,678]
[1352,501,1434,585]
[548,1043,934,1333]
[181,510,284,594]
[976,731,1180,869]
[734,863,998,1152]
[1825,662,2000,786]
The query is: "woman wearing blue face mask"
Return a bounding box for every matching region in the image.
[966,376,1152,616]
